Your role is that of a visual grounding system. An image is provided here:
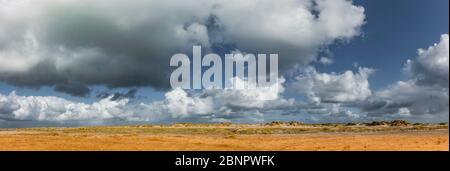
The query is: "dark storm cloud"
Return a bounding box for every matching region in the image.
[97,88,138,101]
[54,83,90,97]
[0,0,365,96]
[0,0,211,95]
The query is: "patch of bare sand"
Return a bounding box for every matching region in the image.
[0,129,447,151]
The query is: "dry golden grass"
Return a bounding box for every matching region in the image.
[0,124,448,151]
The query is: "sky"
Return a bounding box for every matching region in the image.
[0,0,448,127]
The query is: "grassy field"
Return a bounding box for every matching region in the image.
[0,121,448,151]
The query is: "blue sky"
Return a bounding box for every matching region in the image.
[0,0,448,126]
[319,0,449,90]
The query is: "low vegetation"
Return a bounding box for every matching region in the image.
[2,120,446,136]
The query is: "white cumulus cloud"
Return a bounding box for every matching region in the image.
[360,34,449,122]
[0,77,291,122]
[292,66,374,104]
